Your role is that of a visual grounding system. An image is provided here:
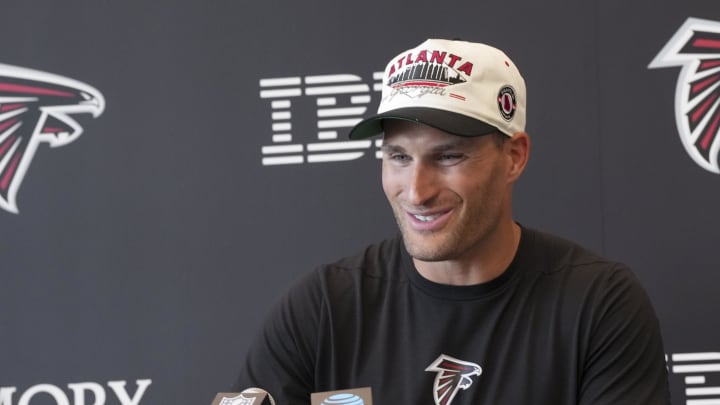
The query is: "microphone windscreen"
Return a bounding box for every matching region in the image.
[210,387,276,405]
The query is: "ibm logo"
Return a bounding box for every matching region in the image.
[669,352,720,404]
[258,73,383,166]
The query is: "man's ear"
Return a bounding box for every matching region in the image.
[506,132,530,182]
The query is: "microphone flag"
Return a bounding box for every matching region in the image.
[311,387,373,405]
[210,387,276,405]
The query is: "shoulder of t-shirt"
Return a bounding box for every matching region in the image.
[275,235,405,308]
[314,234,406,280]
[521,226,632,277]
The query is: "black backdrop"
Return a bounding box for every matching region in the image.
[1,0,719,404]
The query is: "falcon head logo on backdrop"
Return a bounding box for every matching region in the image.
[0,63,105,214]
[425,354,482,405]
[649,17,720,174]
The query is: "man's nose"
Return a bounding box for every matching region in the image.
[406,162,438,205]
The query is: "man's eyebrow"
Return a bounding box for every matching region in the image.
[380,144,404,153]
[380,141,470,153]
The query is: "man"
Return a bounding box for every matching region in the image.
[236,39,670,404]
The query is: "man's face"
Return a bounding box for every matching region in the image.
[381,120,514,262]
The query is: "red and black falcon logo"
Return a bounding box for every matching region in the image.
[649,17,720,174]
[0,63,104,214]
[425,354,482,405]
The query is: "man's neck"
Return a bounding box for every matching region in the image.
[413,222,522,286]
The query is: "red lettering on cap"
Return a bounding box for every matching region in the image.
[430,51,447,64]
[457,61,473,76]
[447,54,461,68]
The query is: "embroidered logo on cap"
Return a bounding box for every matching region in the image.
[385,49,473,101]
[497,86,517,121]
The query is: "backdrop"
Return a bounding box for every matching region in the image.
[1,0,718,404]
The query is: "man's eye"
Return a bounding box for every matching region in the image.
[389,154,410,162]
[439,154,463,161]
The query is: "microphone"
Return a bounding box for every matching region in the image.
[311,387,372,405]
[210,387,276,405]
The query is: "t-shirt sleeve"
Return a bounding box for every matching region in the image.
[234,270,324,404]
[578,264,671,405]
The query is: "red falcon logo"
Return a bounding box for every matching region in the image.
[649,17,720,174]
[0,63,105,214]
[425,354,482,405]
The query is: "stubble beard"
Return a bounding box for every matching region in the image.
[393,200,503,263]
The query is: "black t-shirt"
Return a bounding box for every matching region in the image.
[236,227,671,404]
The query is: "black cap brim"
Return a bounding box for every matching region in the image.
[348,107,498,139]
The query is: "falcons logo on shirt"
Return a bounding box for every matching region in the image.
[649,17,720,174]
[425,354,482,405]
[0,63,105,214]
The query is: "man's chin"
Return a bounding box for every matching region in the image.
[409,252,450,262]
[402,234,454,262]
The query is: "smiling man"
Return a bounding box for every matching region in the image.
[380,121,524,286]
[235,39,671,405]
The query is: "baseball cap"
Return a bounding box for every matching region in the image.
[348,38,526,139]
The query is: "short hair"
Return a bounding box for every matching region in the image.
[489,132,509,149]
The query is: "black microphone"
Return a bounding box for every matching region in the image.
[311,387,372,405]
[210,387,276,405]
